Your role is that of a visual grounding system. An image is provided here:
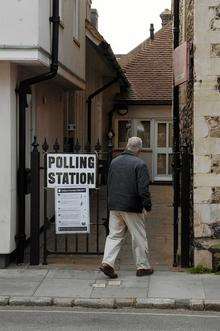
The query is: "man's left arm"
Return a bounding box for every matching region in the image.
[137,163,152,212]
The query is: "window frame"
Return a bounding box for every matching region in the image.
[154,120,173,182]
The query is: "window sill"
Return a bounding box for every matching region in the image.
[73,37,80,48]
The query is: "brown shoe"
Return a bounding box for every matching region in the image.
[136,268,154,277]
[99,263,118,279]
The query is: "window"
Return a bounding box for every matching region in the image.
[155,121,173,180]
[136,120,151,148]
[73,0,79,40]
[117,120,132,149]
[116,119,151,149]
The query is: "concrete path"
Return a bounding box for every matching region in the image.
[0,267,219,310]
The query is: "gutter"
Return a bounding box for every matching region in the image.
[15,0,60,264]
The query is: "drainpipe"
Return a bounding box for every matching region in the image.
[87,77,118,148]
[173,0,180,267]
[16,0,60,264]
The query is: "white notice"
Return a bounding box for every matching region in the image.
[55,187,90,234]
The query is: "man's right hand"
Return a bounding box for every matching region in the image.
[143,208,150,220]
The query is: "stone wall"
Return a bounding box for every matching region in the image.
[193,0,220,267]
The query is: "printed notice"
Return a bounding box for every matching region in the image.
[55,187,90,234]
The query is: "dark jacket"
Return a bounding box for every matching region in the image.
[108,151,151,213]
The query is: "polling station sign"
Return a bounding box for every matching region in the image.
[47,154,96,189]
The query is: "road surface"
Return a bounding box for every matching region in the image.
[0,307,220,330]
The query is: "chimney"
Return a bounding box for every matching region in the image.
[150,23,154,40]
[160,9,172,26]
[91,8,99,29]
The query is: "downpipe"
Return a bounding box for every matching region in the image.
[15,0,60,264]
[173,0,181,267]
[87,77,118,147]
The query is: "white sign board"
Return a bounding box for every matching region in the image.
[55,187,90,234]
[47,154,96,188]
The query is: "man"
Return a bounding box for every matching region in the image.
[100,137,153,279]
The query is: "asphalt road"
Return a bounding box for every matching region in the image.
[0,308,220,331]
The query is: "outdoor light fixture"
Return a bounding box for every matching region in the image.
[108,129,115,139]
[117,106,128,116]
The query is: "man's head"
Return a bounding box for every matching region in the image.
[126,137,143,155]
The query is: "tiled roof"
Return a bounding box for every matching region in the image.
[117,22,173,104]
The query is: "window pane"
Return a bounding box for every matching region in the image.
[157,123,167,148]
[157,154,166,175]
[136,121,150,148]
[169,123,173,148]
[73,0,79,39]
[118,120,132,148]
[168,154,173,175]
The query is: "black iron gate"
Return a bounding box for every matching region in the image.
[180,144,193,268]
[28,137,111,265]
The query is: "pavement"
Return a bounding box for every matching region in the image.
[0,266,220,311]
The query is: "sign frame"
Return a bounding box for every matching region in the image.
[46,153,97,189]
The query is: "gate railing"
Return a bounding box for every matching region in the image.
[180,144,193,268]
[29,137,113,265]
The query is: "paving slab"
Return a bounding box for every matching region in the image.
[0,279,40,296]
[148,273,205,299]
[34,278,93,298]
[121,279,150,288]
[91,286,148,299]
[0,269,48,281]
[200,275,220,300]
[46,269,99,280]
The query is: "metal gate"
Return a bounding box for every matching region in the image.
[29,137,112,265]
[180,144,193,267]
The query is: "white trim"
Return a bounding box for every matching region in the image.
[154,120,173,181]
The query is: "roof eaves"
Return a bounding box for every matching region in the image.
[98,41,130,88]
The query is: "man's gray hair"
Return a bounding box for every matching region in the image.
[126,137,143,153]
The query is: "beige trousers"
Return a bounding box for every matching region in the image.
[102,211,150,270]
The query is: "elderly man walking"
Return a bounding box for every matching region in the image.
[100,137,153,279]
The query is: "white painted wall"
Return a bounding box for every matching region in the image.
[0,0,39,46]
[0,62,17,254]
[0,0,87,86]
